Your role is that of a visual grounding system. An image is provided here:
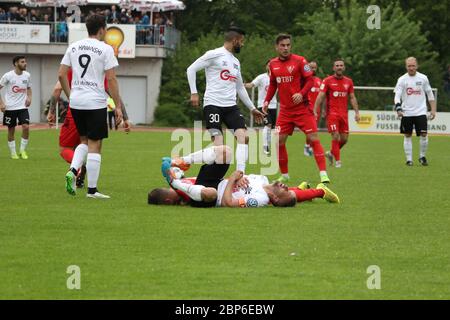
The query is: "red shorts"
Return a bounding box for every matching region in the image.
[327,113,349,134]
[59,110,80,148]
[276,109,318,136]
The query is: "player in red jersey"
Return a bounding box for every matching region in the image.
[263,34,330,184]
[304,61,325,157]
[47,69,130,187]
[314,58,360,168]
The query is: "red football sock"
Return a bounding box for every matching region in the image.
[331,140,341,161]
[278,144,289,174]
[60,148,74,164]
[289,188,324,202]
[310,140,327,171]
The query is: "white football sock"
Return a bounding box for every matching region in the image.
[19,138,28,153]
[419,136,428,158]
[182,147,216,164]
[236,143,248,172]
[70,144,88,171]
[8,140,16,155]
[282,173,290,179]
[171,179,204,201]
[262,126,270,148]
[404,136,413,162]
[86,153,101,189]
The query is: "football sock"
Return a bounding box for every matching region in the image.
[182,147,217,165]
[289,188,324,202]
[236,143,248,172]
[70,143,88,173]
[19,138,28,153]
[278,144,289,174]
[403,136,413,162]
[86,153,101,192]
[310,140,327,171]
[171,180,204,201]
[263,126,270,148]
[60,148,75,164]
[331,140,341,161]
[8,140,16,155]
[419,136,428,158]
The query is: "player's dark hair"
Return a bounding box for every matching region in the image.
[148,188,167,205]
[86,14,106,36]
[275,34,291,44]
[224,26,245,41]
[334,58,345,65]
[13,55,26,65]
[273,195,297,207]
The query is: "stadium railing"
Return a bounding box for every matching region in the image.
[0,21,181,49]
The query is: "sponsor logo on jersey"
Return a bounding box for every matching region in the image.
[220,69,237,81]
[333,91,348,97]
[12,86,26,94]
[406,87,421,95]
[304,64,311,72]
[276,76,294,83]
[246,198,259,207]
[415,81,422,85]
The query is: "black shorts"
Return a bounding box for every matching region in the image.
[71,108,108,140]
[2,109,29,128]
[189,162,230,208]
[203,105,246,137]
[400,115,428,136]
[265,108,278,129]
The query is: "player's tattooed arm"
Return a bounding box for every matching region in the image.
[221,171,244,208]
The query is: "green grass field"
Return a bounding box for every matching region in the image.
[0,128,449,299]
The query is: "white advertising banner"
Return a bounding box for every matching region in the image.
[68,23,136,58]
[0,24,50,44]
[349,110,450,135]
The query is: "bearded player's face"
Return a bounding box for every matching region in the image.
[333,61,345,76]
[276,39,291,58]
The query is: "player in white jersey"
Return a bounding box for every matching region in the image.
[394,57,436,166]
[245,60,278,155]
[58,14,123,199]
[187,26,265,173]
[0,56,32,160]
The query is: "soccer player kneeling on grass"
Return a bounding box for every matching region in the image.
[149,146,340,207]
[394,57,436,166]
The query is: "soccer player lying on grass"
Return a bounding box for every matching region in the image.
[149,145,340,207]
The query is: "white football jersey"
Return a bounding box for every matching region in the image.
[187,46,254,109]
[394,72,435,117]
[0,70,31,111]
[251,73,277,109]
[61,38,118,110]
[216,174,270,207]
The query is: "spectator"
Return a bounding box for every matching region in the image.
[141,12,150,25]
[444,65,450,95]
[0,8,7,23]
[56,16,68,42]
[7,7,20,22]
[29,9,39,24]
[110,5,119,22]
[17,7,27,23]
[119,9,128,24]
[153,12,163,25]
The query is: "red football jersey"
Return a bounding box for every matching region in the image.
[265,54,314,113]
[320,75,354,116]
[308,76,322,111]
[175,177,197,202]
